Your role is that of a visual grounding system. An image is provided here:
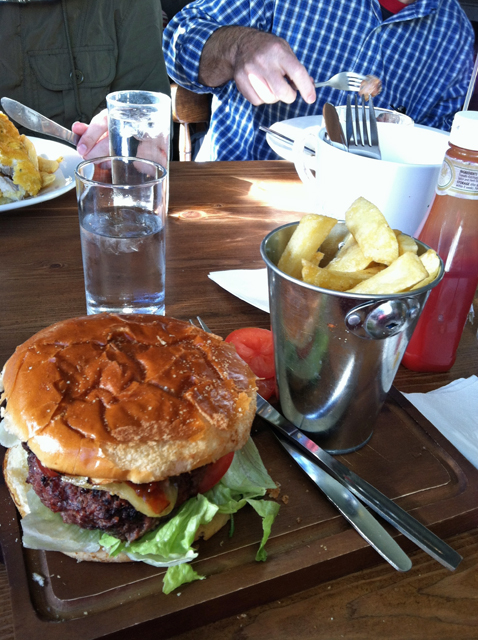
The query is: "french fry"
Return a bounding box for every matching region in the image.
[277,214,337,279]
[302,260,373,292]
[307,251,325,267]
[345,197,399,265]
[346,252,428,294]
[394,230,418,256]
[325,233,372,272]
[410,249,441,290]
[40,172,57,188]
[38,156,62,173]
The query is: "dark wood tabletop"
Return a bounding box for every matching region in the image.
[1,161,477,640]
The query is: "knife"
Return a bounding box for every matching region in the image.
[276,434,411,571]
[259,125,315,156]
[256,394,462,571]
[1,97,80,147]
[322,102,347,148]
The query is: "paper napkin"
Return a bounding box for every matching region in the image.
[208,268,270,313]
[403,376,478,469]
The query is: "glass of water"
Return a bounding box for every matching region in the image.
[106,90,171,211]
[75,156,167,316]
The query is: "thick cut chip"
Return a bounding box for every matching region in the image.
[410,249,441,290]
[302,260,373,292]
[325,233,372,272]
[39,156,62,173]
[346,251,428,294]
[277,214,337,279]
[345,197,399,265]
[394,230,418,256]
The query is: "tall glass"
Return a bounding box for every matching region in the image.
[106,90,171,211]
[75,156,167,315]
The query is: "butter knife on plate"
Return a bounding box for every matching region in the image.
[1,97,80,147]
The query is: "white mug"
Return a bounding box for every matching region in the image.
[293,123,449,236]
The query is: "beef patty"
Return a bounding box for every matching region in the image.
[24,445,208,542]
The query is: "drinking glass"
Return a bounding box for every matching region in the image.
[75,156,167,315]
[106,90,171,211]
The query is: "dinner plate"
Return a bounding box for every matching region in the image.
[266,115,322,161]
[0,137,81,213]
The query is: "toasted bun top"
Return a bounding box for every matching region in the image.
[0,314,257,483]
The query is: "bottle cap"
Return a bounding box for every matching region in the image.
[449,111,478,151]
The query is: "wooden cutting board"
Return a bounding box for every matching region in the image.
[1,388,477,640]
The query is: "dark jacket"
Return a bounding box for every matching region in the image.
[0,0,171,130]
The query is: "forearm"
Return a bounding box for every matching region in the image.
[198,26,253,87]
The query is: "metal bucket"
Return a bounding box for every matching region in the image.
[260,221,444,454]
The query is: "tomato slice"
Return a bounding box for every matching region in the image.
[256,376,276,401]
[197,451,235,494]
[37,458,60,478]
[225,327,275,380]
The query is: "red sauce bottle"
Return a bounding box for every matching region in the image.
[402,111,478,372]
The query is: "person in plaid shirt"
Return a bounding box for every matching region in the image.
[163,0,474,160]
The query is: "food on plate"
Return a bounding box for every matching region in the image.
[277,214,337,279]
[0,314,279,593]
[0,113,62,204]
[225,327,276,400]
[359,74,382,100]
[277,197,441,294]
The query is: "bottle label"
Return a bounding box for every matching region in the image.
[436,157,478,199]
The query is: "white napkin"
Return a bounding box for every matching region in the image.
[208,268,270,312]
[403,376,478,469]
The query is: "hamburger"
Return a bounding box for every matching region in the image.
[0,314,279,592]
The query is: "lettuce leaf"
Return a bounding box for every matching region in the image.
[19,438,280,593]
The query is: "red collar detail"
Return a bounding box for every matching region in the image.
[379,0,408,14]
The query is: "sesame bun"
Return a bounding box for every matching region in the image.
[1,314,257,484]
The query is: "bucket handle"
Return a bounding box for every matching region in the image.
[345,298,421,340]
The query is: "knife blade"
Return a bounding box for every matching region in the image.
[322,102,347,148]
[256,394,462,571]
[1,97,80,147]
[276,434,411,571]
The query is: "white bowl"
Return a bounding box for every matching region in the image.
[293,123,449,235]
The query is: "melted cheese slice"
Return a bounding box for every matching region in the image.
[61,476,178,518]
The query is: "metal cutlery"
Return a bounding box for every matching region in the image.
[322,102,347,148]
[276,434,411,571]
[259,125,314,155]
[255,394,462,571]
[345,94,381,159]
[1,97,80,147]
[192,316,462,571]
[314,71,366,91]
[189,317,413,571]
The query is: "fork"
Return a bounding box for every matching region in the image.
[314,71,365,91]
[345,94,381,160]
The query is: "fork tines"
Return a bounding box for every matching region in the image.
[345,94,381,160]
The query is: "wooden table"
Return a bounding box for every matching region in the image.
[1,161,477,640]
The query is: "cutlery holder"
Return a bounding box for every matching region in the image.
[261,222,443,454]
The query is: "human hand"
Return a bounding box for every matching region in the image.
[72,109,109,159]
[200,27,316,106]
[233,30,316,105]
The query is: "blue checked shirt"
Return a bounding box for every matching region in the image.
[164,0,474,161]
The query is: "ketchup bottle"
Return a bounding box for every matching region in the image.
[402,111,478,372]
